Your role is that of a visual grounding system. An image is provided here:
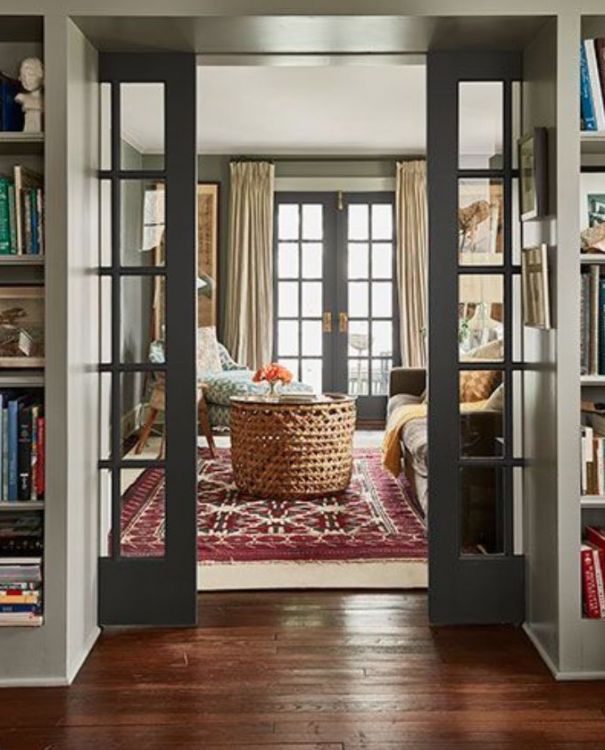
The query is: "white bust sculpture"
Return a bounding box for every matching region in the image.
[15,57,44,133]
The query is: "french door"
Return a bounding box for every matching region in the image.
[274,191,399,422]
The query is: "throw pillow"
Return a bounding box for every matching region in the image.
[197,326,222,374]
[459,370,500,403]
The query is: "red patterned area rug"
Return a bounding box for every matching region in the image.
[120,448,428,590]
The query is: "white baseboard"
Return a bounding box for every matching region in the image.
[198,559,428,591]
[66,626,100,685]
[522,622,559,678]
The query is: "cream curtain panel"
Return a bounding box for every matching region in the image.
[396,160,428,368]
[224,161,275,370]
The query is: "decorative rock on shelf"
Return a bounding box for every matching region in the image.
[15,57,44,133]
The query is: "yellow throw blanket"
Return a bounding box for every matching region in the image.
[381,400,488,477]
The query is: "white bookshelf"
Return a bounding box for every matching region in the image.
[0,501,43,511]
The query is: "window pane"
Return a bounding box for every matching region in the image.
[348,359,369,396]
[278,242,299,278]
[371,321,393,358]
[120,275,162,363]
[278,321,299,356]
[121,180,165,266]
[349,321,369,357]
[459,371,504,457]
[302,320,322,356]
[301,358,322,394]
[100,276,111,365]
[460,467,504,556]
[371,243,392,279]
[348,282,368,318]
[458,82,503,170]
[121,467,166,558]
[371,282,393,318]
[121,370,165,460]
[458,178,504,265]
[278,281,299,318]
[348,204,369,240]
[301,281,322,318]
[100,82,111,171]
[100,180,112,266]
[121,83,165,171]
[278,358,300,380]
[301,242,322,278]
[348,243,368,278]
[302,204,322,240]
[459,275,504,361]
[371,204,393,240]
[278,204,299,240]
[372,359,392,395]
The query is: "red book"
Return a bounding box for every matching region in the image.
[36,416,44,498]
[586,525,605,551]
[582,545,602,618]
[596,39,605,111]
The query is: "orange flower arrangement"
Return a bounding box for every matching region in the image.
[253,363,293,395]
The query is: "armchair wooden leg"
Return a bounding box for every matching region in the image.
[135,407,159,454]
[197,392,216,458]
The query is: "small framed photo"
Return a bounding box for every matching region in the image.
[518,127,548,221]
[0,287,44,367]
[521,244,551,330]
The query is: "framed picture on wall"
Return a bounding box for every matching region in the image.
[521,244,551,330]
[518,127,548,221]
[0,286,44,367]
[197,182,219,329]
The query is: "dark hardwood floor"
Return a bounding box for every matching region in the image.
[3,591,605,749]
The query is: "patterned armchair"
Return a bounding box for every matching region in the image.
[200,336,313,429]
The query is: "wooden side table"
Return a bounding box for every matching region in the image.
[135,377,215,458]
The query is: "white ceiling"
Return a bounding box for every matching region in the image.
[120,64,502,158]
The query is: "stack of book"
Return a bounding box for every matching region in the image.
[581,39,605,132]
[0,391,44,502]
[0,165,44,256]
[0,513,42,557]
[581,422,605,495]
[580,266,605,375]
[0,558,42,626]
[582,526,605,618]
[0,74,24,132]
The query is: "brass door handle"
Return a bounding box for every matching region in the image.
[323,311,332,332]
[339,312,348,333]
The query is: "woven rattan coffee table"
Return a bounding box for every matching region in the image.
[230,393,356,498]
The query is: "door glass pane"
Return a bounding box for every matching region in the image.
[121,466,166,558]
[348,204,369,240]
[458,179,504,266]
[121,180,165,266]
[100,82,112,171]
[348,243,369,278]
[348,321,369,357]
[460,467,504,556]
[459,371,504,457]
[100,180,112,266]
[301,359,322,394]
[278,358,300,380]
[301,242,322,278]
[120,275,163,363]
[371,243,392,279]
[121,83,165,171]
[371,282,393,318]
[121,370,166,459]
[278,281,299,318]
[301,281,322,317]
[372,359,392,395]
[458,82,503,170]
[348,282,369,318]
[278,242,299,278]
[278,321,299,356]
[459,275,504,361]
[371,321,393,358]
[348,359,369,395]
[302,320,322,356]
[278,204,299,240]
[371,204,393,240]
[302,204,322,240]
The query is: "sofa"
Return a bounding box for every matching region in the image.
[200,338,313,429]
[388,365,503,518]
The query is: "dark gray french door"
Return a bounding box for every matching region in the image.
[427,51,525,624]
[98,53,198,626]
[274,191,399,422]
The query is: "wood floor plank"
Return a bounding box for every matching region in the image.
[3,591,605,750]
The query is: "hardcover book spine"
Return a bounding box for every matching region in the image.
[29,189,38,255]
[582,273,590,375]
[582,545,601,617]
[36,415,44,499]
[36,189,44,256]
[30,405,37,501]
[17,403,32,502]
[581,42,598,131]
[590,266,600,374]
[586,39,605,131]
[2,406,8,500]
[7,184,17,255]
[7,400,18,502]
[0,178,11,255]
[593,546,605,615]
[22,190,32,255]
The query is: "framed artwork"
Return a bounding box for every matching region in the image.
[149,182,219,340]
[521,244,551,330]
[579,173,605,252]
[458,179,503,262]
[518,127,548,221]
[0,286,44,367]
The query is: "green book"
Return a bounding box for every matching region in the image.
[7,184,16,254]
[0,177,11,254]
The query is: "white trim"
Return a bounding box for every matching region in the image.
[275,176,396,192]
[198,559,428,590]
[0,675,71,687]
[66,626,101,685]
[523,622,559,679]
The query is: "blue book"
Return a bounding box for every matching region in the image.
[2,405,7,500]
[0,75,23,132]
[7,399,18,501]
[0,393,4,499]
[0,604,41,613]
[581,42,598,131]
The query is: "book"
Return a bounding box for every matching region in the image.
[590,266,600,374]
[13,167,42,255]
[2,404,7,501]
[582,272,590,375]
[0,74,23,132]
[36,415,44,498]
[0,176,12,254]
[585,40,605,131]
[582,544,602,617]
[7,398,18,502]
[581,42,598,131]
[17,401,32,501]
